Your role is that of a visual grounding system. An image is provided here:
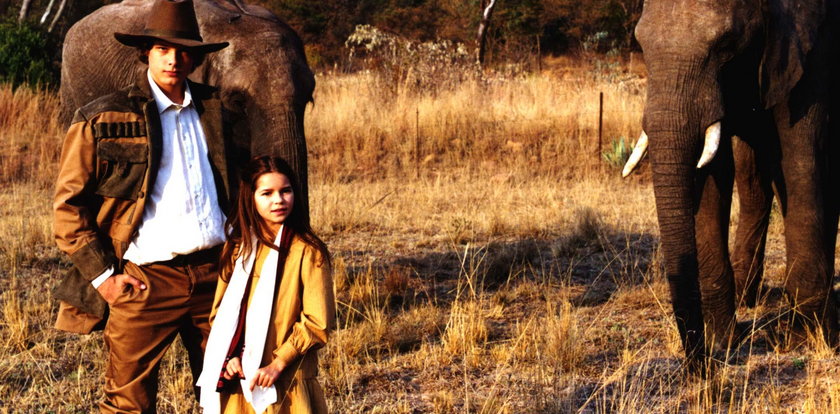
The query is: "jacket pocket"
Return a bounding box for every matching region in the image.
[95,140,148,200]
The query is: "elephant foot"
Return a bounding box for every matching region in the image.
[716,321,769,365]
[702,301,738,352]
[734,278,762,308]
[682,351,726,380]
[705,320,738,352]
[727,322,749,350]
[700,271,738,350]
[770,308,839,352]
[769,320,810,352]
[683,354,708,379]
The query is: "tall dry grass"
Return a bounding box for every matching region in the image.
[1,64,839,413]
[306,71,645,181]
[0,84,63,187]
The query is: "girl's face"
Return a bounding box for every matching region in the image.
[253,172,294,236]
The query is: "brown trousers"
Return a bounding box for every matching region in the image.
[101,251,218,414]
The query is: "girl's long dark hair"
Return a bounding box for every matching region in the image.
[219,156,329,280]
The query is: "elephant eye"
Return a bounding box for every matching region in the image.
[225,91,248,113]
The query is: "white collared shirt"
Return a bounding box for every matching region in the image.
[120,70,227,265]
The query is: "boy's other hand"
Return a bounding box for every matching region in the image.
[97,274,146,304]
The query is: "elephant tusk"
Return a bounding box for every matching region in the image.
[622,130,649,178]
[696,121,721,169]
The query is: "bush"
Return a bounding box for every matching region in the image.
[345,24,478,91]
[601,136,632,169]
[0,19,59,89]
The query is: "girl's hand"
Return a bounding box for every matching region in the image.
[223,357,244,380]
[249,359,287,390]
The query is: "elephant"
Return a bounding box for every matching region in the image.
[623,0,840,368]
[59,0,315,215]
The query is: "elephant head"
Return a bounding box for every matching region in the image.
[632,0,830,365]
[60,0,315,214]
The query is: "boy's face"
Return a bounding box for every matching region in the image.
[146,41,194,93]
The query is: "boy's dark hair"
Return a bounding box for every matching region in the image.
[136,42,206,71]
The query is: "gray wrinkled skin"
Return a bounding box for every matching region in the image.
[636,0,839,367]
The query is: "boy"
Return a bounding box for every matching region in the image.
[53,0,242,411]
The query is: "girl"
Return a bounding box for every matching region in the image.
[198,156,335,414]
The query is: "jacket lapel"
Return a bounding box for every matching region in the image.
[128,74,163,193]
[143,100,163,192]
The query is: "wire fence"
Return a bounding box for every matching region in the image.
[400,92,643,172]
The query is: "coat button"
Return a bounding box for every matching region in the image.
[138,190,145,198]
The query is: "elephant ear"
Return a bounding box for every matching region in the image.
[760,0,825,109]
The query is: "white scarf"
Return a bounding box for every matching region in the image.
[197,227,286,414]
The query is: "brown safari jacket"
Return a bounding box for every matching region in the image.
[53,75,248,334]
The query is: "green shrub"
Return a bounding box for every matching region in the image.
[0,19,59,89]
[601,136,632,169]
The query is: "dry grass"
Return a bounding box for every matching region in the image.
[306,70,645,181]
[0,84,63,187]
[1,64,839,413]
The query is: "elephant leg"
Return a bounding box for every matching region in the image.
[694,137,737,348]
[731,134,776,308]
[824,64,840,275]
[775,99,838,346]
[819,84,840,345]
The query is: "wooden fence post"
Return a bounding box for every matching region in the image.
[415,107,420,178]
[597,91,604,169]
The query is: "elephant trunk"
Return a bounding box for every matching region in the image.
[251,104,311,221]
[647,111,707,365]
[200,38,315,224]
[643,56,725,367]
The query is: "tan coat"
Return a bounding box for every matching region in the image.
[52,75,244,333]
[210,236,336,414]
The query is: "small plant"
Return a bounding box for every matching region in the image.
[442,300,488,357]
[792,356,807,370]
[448,216,474,245]
[602,136,633,169]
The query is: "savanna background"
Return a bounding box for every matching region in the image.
[1,0,840,412]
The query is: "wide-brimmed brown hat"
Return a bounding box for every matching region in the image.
[114,0,228,53]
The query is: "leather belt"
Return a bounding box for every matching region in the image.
[158,245,222,267]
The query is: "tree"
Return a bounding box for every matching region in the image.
[17,0,32,22]
[540,0,642,54]
[10,0,111,38]
[39,0,70,33]
[475,0,496,66]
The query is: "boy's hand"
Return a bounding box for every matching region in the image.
[224,357,244,380]
[249,359,287,390]
[97,274,146,304]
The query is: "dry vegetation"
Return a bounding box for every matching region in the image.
[1,62,839,413]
